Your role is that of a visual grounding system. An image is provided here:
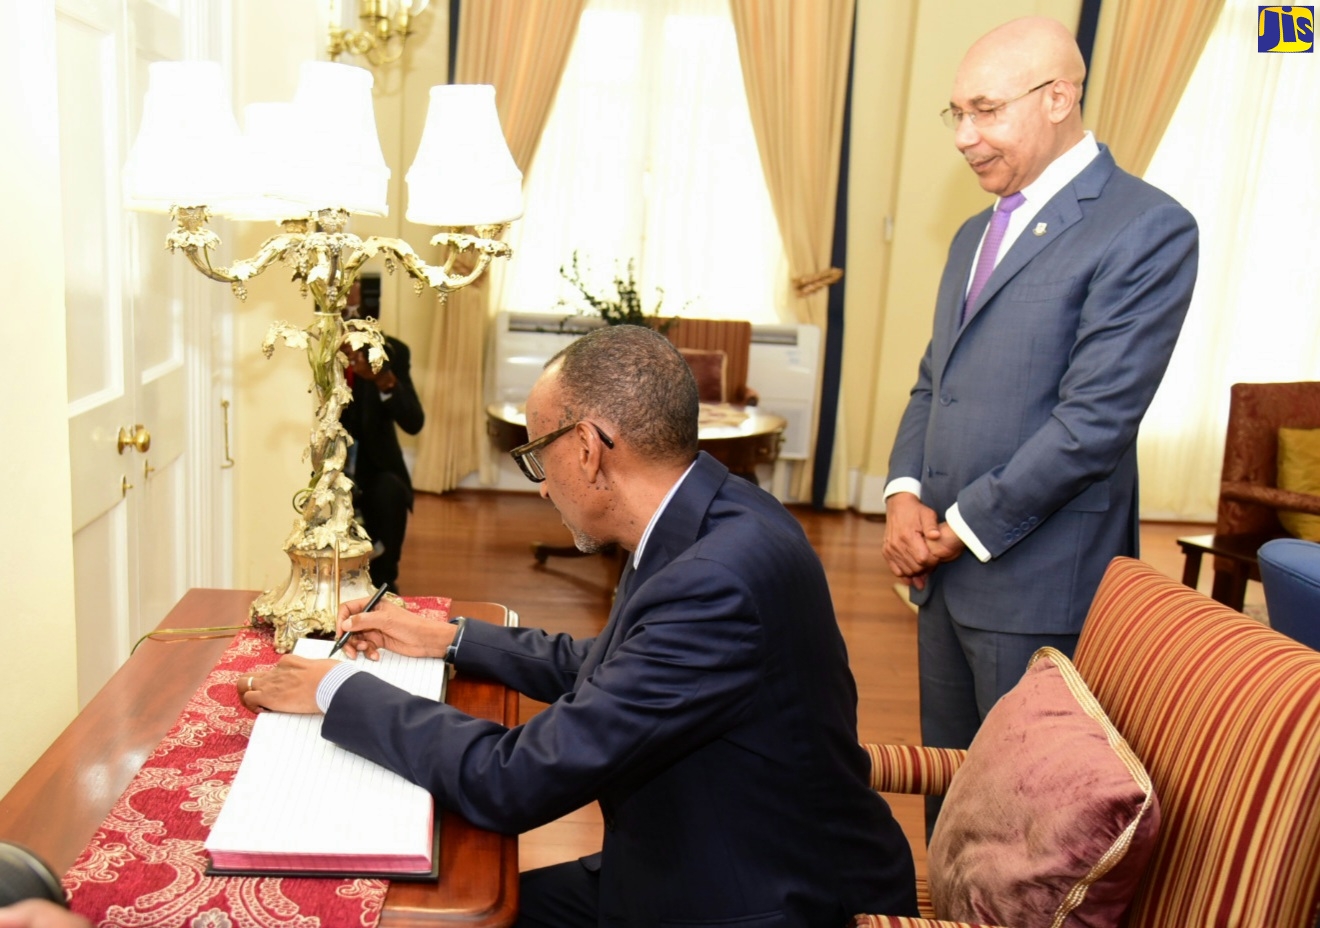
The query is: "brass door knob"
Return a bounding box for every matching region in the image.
[117,424,152,455]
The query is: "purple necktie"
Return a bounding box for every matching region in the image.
[963,191,1026,323]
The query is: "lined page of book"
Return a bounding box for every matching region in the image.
[205,639,447,875]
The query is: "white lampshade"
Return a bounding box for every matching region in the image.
[123,61,245,213]
[406,84,523,227]
[209,103,313,223]
[284,62,390,216]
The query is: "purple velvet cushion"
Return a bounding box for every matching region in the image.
[679,347,727,404]
[928,647,1160,928]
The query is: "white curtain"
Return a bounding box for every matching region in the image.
[489,0,788,324]
[1138,0,1320,521]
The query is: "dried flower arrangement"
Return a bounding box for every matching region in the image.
[556,251,676,331]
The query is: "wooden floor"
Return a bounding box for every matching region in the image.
[398,489,1221,880]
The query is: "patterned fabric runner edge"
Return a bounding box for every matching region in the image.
[62,596,451,928]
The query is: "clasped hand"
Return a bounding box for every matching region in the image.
[238,597,454,714]
[882,493,965,591]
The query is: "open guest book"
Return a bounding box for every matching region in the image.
[204,637,447,879]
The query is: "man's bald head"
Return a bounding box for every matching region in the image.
[962,17,1086,93]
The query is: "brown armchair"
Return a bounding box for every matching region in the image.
[1178,381,1320,610]
[856,558,1320,928]
[663,317,759,406]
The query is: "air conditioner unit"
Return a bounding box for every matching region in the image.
[490,313,604,406]
[746,323,820,462]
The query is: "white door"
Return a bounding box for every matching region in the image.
[59,0,231,705]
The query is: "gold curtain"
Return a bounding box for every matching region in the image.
[1088,0,1225,175]
[728,0,854,503]
[412,0,587,492]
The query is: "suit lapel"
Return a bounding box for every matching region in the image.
[572,454,728,684]
[942,214,988,346]
[956,148,1118,335]
[627,452,724,592]
[580,558,635,680]
[965,195,1082,317]
[610,560,636,620]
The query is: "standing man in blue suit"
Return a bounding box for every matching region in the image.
[881,17,1198,833]
[244,324,918,926]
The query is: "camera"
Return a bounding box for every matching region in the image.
[360,273,381,318]
[0,842,68,909]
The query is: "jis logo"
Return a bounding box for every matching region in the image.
[1258,6,1314,52]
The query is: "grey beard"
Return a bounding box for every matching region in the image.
[570,524,606,554]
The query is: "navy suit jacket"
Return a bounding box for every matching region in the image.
[888,147,1198,634]
[324,452,917,926]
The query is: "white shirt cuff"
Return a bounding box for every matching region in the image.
[316,660,363,713]
[946,503,991,563]
[883,477,923,501]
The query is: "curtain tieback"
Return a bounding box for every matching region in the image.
[792,267,843,297]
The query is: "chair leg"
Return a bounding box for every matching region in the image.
[531,542,591,564]
[1180,548,1204,589]
[1210,565,1250,612]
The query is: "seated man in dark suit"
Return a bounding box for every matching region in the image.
[243,324,918,927]
[341,274,424,594]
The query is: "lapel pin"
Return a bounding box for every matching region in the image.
[1033,222,1048,237]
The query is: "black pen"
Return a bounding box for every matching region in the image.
[329,584,389,657]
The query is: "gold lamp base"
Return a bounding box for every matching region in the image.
[250,540,375,652]
[158,206,513,653]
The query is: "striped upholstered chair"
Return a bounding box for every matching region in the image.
[857,557,1320,928]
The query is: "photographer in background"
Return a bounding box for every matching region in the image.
[341,274,425,594]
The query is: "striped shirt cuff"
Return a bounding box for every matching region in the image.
[316,660,363,713]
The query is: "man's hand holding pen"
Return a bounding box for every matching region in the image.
[237,594,457,714]
[328,584,390,657]
[332,596,454,662]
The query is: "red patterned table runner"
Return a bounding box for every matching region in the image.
[63,597,451,928]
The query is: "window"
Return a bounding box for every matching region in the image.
[491,0,788,324]
[1137,0,1320,520]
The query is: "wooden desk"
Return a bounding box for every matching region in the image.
[0,589,518,927]
[487,402,786,485]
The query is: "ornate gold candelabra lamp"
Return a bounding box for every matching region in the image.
[327,0,431,66]
[124,61,521,651]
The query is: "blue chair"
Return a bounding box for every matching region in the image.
[1258,538,1320,651]
[1260,538,1320,928]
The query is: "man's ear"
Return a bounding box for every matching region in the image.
[578,421,607,483]
[1046,79,1080,124]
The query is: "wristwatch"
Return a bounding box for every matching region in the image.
[445,616,468,663]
